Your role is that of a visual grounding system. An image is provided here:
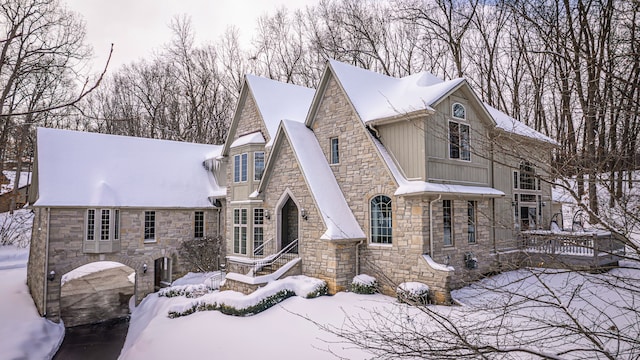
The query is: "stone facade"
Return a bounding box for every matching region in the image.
[27,207,222,323]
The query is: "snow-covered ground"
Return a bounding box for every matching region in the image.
[0,245,63,359]
[2,241,639,359]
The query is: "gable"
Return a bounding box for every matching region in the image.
[223,88,269,156]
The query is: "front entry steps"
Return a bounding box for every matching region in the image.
[221,258,302,295]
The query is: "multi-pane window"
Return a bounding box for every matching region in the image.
[370,195,392,244]
[452,103,466,119]
[86,209,95,240]
[330,137,339,164]
[519,162,536,190]
[443,200,453,246]
[101,209,110,240]
[254,152,265,181]
[468,201,477,244]
[233,153,248,182]
[144,211,156,242]
[233,208,247,254]
[253,208,264,255]
[449,121,470,161]
[86,209,120,241]
[194,211,204,238]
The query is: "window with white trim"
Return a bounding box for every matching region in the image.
[253,208,264,255]
[194,211,204,238]
[254,152,265,181]
[468,201,476,244]
[233,153,248,182]
[443,200,453,246]
[452,103,466,119]
[144,211,156,242]
[370,195,392,244]
[86,209,120,241]
[449,121,470,161]
[330,137,339,164]
[233,208,247,254]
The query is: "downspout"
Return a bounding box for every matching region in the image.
[43,207,50,317]
[429,195,442,257]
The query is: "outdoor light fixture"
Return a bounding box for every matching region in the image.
[47,270,55,281]
[264,210,271,220]
[301,209,308,220]
[143,263,148,274]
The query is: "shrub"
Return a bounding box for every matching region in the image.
[351,274,378,294]
[178,235,223,272]
[397,282,430,305]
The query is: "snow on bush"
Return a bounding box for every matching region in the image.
[351,274,378,294]
[167,275,327,318]
[0,209,33,248]
[397,282,430,305]
[158,284,213,299]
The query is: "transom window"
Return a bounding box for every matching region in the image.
[233,208,247,254]
[443,200,453,246]
[370,195,392,244]
[86,209,120,241]
[233,153,248,183]
[330,137,339,164]
[449,121,470,161]
[194,211,204,238]
[452,103,466,119]
[144,211,156,242]
[254,152,265,181]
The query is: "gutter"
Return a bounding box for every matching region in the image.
[429,195,442,256]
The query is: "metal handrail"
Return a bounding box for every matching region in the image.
[253,238,273,257]
[226,239,299,277]
[256,239,298,267]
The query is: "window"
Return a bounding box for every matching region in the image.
[114,210,120,240]
[101,209,110,240]
[233,208,247,254]
[452,103,466,119]
[86,209,120,241]
[233,153,248,182]
[194,211,204,238]
[468,201,476,244]
[443,200,453,246]
[86,209,95,240]
[254,152,265,181]
[449,121,470,161]
[254,208,264,255]
[370,195,392,244]
[330,137,339,164]
[519,162,536,190]
[144,211,156,242]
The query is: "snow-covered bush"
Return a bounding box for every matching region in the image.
[397,282,430,305]
[351,274,378,294]
[158,284,213,298]
[0,209,33,248]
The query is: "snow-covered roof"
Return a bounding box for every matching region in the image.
[230,131,265,148]
[371,134,504,197]
[328,59,465,123]
[1,171,31,195]
[271,120,365,241]
[246,75,315,142]
[33,128,224,208]
[485,103,558,145]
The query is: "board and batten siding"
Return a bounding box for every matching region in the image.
[424,93,491,186]
[377,119,425,180]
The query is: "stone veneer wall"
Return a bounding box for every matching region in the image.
[26,206,222,322]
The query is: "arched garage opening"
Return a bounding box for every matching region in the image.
[60,261,135,327]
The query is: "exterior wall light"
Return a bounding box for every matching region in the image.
[264,210,270,220]
[301,209,308,220]
[47,270,55,281]
[143,263,148,274]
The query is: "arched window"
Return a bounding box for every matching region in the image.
[370,195,392,244]
[452,103,466,120]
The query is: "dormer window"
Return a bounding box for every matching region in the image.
[452,103,466,120]
[234,153,248,183]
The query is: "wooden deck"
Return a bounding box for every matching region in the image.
[519,230,626,270]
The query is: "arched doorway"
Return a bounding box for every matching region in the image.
[154,257,172,291]
[279,197,299,253]
[60,261,135,327]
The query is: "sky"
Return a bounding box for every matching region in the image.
[63,0,320,73]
